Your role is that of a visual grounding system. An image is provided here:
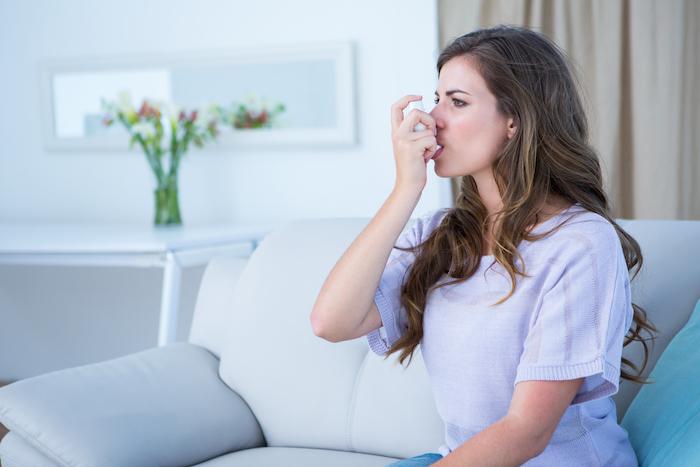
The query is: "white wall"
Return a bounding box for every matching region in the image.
[0,0,452,380]
[0,0,449,224]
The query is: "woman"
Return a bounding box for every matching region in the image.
[311,24,656,466]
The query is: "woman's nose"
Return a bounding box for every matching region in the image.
[429,108,443,129]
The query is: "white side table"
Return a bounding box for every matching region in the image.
[0,222,282,346]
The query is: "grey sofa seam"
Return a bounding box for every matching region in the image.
[346,350,371,452]
[0,410,70,467]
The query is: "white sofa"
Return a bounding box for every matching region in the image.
[0,216,698,467]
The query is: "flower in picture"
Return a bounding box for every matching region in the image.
[224,93,286,129]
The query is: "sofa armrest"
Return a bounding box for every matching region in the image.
[0,343,264,467]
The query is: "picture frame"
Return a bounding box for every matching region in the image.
[39,41,357,151]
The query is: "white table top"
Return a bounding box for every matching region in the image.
[0,222,284,254]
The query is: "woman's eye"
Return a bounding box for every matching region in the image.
[433,97,466,107]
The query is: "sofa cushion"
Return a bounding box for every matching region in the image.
[191,446,398,466]
[0,431,60,467]
[0,343,264,467]
[217,218,445,459]
[621,297,700,465]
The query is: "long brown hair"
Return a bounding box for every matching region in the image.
[385,25,657,385]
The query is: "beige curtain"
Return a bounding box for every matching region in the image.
[438,0,700,220]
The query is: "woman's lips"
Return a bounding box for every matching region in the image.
[432,145,444,160]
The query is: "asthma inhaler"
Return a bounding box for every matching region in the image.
[404,99,427,131]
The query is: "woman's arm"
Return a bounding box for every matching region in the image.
[310,185,421,342]
[433,378,584,466]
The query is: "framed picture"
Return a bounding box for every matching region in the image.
[39,41,357,151]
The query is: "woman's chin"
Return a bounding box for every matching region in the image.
[434,163,449,177]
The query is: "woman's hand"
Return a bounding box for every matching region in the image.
[390,95,438,193]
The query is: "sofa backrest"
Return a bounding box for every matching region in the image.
[613,219,700,418]
[189,256,250,359]
[189,216,700,457]
[209,218,446,459]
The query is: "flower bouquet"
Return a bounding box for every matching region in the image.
[223,94,286,129]
[101,91,223,226]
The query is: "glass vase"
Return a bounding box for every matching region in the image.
[154,176,182,226]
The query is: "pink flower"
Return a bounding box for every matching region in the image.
[138,101,161,119]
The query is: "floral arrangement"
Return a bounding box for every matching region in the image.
[101,91,286,226]
[222,95,286,129]
[101,91,223,225]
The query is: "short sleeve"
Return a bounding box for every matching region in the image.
[513,222,634,405]
[366,208,449,355]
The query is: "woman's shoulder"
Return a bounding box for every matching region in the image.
[530,203,621,258]
[395,207,450,248]
[549,203,617,237]
[410,203,619,252]
[409,207,451,237]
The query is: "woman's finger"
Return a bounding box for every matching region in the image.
[400,109,437,136]
[390,95,423,132]
[407,129,436,141]
[418,135,438,162]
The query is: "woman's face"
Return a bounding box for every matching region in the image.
[430,55,516,179]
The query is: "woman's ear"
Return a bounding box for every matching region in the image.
[506,117,517,140]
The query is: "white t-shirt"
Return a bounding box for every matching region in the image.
[366,203,638,466]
